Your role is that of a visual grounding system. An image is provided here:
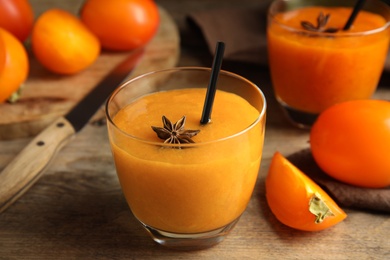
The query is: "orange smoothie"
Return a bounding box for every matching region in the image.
[268,6,390,114]
[108,88,265,233]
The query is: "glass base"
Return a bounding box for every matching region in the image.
[140,217,241,250]
[278,100,319,129]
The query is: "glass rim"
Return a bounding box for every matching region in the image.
[105,66,267,148]
[268,0,390,37]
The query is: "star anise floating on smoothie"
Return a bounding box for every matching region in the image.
[151,116,200,144]
[301,12,339,33]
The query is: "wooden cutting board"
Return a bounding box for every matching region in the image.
[0,7,180,140]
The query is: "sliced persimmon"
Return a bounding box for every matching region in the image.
[265,152,347,231]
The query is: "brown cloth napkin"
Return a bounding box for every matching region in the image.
[187,3,390,71]
[187,6,269,65]
[287,149,390,213]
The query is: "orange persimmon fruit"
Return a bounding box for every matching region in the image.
[31,9,100,75]
[0,0,34,42]
[265,152,347,231]
[310,100,390,188]
[80,0,159,51]
[0,33,5,76]
[0,28,29,103]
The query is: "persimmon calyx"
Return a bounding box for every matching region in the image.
[7,84,24,103]
[309,192,335,224]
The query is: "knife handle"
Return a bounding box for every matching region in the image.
[0,117,75,213]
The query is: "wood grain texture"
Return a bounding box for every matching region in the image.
[0,5,179,140]
[0,117,75,213]
[0,0,389,259]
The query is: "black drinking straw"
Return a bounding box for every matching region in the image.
[200,41,225,124]
[343,0,366,30]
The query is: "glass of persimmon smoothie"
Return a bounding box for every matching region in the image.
[105,67,266,249]
[267,0,390,128]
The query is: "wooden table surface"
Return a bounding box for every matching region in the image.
[1,0,389,259]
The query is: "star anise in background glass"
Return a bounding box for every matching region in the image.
[301,12,339,33]
[151,116,200,145]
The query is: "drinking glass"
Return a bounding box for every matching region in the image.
[105,67,266,250]
[267,0,390,127]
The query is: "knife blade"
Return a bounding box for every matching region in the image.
[0,48,144,213]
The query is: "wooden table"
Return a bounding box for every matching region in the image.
[1,1,389,259]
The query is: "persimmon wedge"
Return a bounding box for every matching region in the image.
[265,152,347,231]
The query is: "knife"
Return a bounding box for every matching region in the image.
[0,48,144,213]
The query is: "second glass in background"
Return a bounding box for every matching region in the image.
[267,0,390,128]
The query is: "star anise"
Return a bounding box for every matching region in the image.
[301,12,339,33]
[151,116,200,145]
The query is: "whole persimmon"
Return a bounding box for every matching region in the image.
[0,35,5,76]
[310,100,390,188]
[31,9,100,75]
[0,0,34,42]
[80,0,160,51]
[0,28,29,103]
